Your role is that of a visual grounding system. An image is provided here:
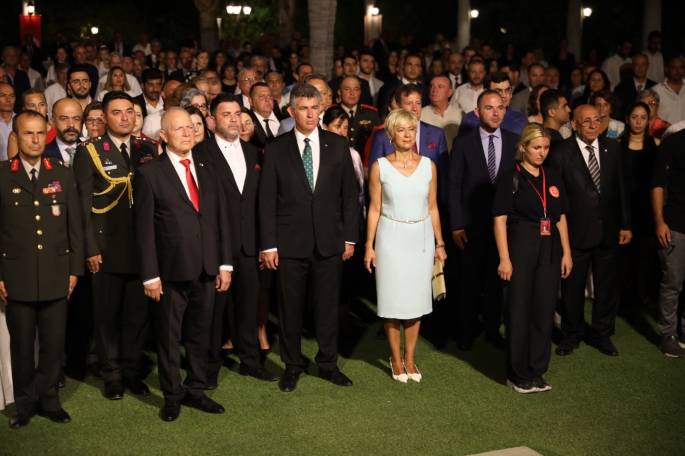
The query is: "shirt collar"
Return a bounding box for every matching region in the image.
[20,156,41,176]
[479,127,501,140]
[55,137,77,153]
[575,135,599,151]
[108,134,130,151]
[215,134,240,149]
[342,104,358,117]
[166,148,194,165]
[294,126,319,145]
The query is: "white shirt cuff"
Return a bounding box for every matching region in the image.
[220,265,233,272]
[143,277,160,286]
[345,242,355,245]
[262,248,277,252]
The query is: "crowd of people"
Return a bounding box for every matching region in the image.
[1,27,685,427]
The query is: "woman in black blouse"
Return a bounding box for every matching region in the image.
[493,123,573,394]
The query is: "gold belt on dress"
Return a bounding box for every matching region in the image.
[381,213,430,252]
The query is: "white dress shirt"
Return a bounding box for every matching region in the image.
[108,135,131,159]
[644,50,665,83]
[253,110,280,137]
[143,95,164,116]
[44,83,67,119]
[601,54,632,90]
[452,83,484,113]
[653,79,685,125]
[215,135,246,193]
[142,110,163,139]
[449,72,462,90]
[576,136,601,170]
[143,150,232,284]
[20,156,41,180]
[55,137,79,164]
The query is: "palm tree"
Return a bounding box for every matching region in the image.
[308,0,337,79]
[195,0,220,53]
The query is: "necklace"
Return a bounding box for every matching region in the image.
[395,152,412,169]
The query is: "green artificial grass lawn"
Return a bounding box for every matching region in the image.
[1,300,684,456]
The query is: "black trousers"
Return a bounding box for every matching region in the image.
[459,232,504,337]
[6,298,67,415]
[209,251,260,373]
[153,272,215,400]
[276,248,343,373]
[560,243,619,338]
[92,272,148,382]
[65,276,97,371]
[504,223,561,383]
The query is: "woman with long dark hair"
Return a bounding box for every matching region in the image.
[571,69,609,110]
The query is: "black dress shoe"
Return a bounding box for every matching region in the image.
[590,336,619,356]
[205,371,219,390]
[85,362,102,380]
[319,369,353,387]
[160,400,181,421]
[555,337,581,356]
[9,412,34,429]
[456,333,476,351]
[123,377,151,396]
[278,370,301,392]
[104,380,125,400]
[183,395,225,414]
[239,365,279,382]
[484,333,506,350]
[44,408,71,424]
[58,369,67,388]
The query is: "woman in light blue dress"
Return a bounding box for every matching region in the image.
[365,109,447,383]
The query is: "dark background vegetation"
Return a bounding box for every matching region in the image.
[0,0,684,60]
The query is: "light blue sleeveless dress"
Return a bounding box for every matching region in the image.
[375,156,434,319]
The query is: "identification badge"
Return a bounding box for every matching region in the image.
[540,218,551,236]
[104,165,118,171]
[52,204,61,217]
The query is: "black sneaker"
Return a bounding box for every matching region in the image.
[660,335,685,358]
[533,376,552,392]
[506,379,536,394]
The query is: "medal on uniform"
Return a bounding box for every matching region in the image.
[51,204,61,216]
[516,164,551,236]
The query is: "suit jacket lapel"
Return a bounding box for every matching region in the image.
[207,140,240,192]
[470,130,490,178]
[287,130,312,192]
[159,153,195,210]
[597,137,611,189]
[570,138,597,190]
[194,155,208,212]
[419,121,428,156]
[313,130,330,197]
[240,140,257,192]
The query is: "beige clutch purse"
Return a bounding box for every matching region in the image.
[432,261,446,301]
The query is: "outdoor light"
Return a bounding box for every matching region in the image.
[371,7,379,16]
[470,9,479,19]
[500,28,507,34]
[227,6,241,14]
[243,6,251,14]
[91,27,99,35]
[27,1,35,15]
[583,7,592,17]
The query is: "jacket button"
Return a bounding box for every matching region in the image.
[66,249,69,253]
[2,253,5,257]
[37,230,42,235]
[37,245,43,250]
[14,202,18,206]
[36,215,40,221]
[34,201,39,206]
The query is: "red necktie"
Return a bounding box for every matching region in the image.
[180,159,200,211]
[412,144,418,154]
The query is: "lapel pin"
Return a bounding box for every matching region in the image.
[198,162,204,167]
[12,188,20,193]
[255,164,260,170]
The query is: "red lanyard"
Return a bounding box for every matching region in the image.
[516,164,547,218]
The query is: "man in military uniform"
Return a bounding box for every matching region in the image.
[1,111,83,428]
[337,75,380,160]
[72,91,157,400]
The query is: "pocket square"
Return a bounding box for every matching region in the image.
[428,142,437,149]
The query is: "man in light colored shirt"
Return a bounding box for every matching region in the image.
[653,57,685,125]
[142,79,181,139]
[357,51,384,106]
[601,39,633,90]
[510,63,546,114]
[422,75,463,151]
[643,30,665,83]
[45,62,70,116]
[0,83,16,161]
[452,60,485,113]
[131,33,152,56]
[19,51,43,90]
[248,82,280,149]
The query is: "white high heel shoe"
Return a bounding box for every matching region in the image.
[403,361,422,382]
[390,357,408,383]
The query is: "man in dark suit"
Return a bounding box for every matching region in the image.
[614,54,656,119]
[247,82,282,150]
[259,83,359,393]
[196,93,278,387]
[547,105,632,357]
[376,53,430,116]
[448,90,519,350]
[367,84,448,205]
[1,111,83,428]
[1,46,31,113]
[328,54,373,106]
[71,46,99,99]
[134,107,232,421]
[73,92,158,401]
[169,50,197,83]
[43,98,83,164]
[108,32,131,57]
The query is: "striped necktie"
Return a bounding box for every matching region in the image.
[585,145,601,193]
[487,134,497,183]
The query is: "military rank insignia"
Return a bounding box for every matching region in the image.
[43,181,63,194]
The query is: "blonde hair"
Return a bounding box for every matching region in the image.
[384,109,418,142]
[104,66,130,92]
[516,123,551,160]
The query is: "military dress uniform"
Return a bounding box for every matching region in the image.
[0,156,83,423]
[345,104,381,160]
[72,133,157,396]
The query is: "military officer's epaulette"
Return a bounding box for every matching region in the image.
[78,137,98,147]
[133,135,156,144]
[361,104,378,112]
[45,157,70,168]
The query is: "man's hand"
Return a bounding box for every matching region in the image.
[216,270,232,292]
[619,230,633,245]
[342,244,355,261]
[0,281,7,305]
[68,276,78,299]
[263,251,279,270]
[258,251,266,270]
[86,255,102,274]
[656,222,671,249]
[144,279,163,302]
[452,230,468,250]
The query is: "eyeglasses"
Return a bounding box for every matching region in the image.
[579,119,602,127]
[493,87,513,95]
[86,117,104,125]
[240,77,259,82]
[645,101,658,106]
[192,103,209,111]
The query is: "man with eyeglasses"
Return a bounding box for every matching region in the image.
[248,82,281,149]
[235,67,260,108]
[547,104,632,358]
[458,72,527,136]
